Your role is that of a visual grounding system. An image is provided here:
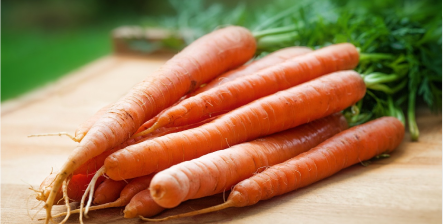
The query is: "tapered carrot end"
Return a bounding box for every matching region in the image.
[139,201,235,222]
[132,122,161,139]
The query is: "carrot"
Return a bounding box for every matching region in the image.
[142,116,405,221]
[104,70,366,181]
[187,46,313,97]
[35,173,105,204]
[74,116,219,175]
[133,43,359,138]
[149,113,348,208]
[134,46,312,136]
[43,25,256,223]
[93,179,128,205]
[51,174,156,219]
[124,189,165,218]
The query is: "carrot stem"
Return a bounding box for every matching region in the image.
[408,87,419,141]
[140,201,235,222]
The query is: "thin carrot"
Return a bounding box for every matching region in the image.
[104,70,366,181]
[93,179,128,205]
[149,113,348,208]
[50,174,156,219]
[142,116,405,221]
[134,46,312,136]
[133,43,359,138]
[124,189,165,218]
[43,25,256,223]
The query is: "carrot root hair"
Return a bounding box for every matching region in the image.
[28,132,80,143]
[59,179,71,224]
[131,121,162,139]
[79,166,106,223]
[48,200,122,220]
[140,201,235,222]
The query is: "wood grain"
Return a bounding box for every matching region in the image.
[1,55,441,224]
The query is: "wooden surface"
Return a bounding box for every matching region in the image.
[1,55,442,224]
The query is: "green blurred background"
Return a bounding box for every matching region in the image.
[2,0,263,102]
[2,0,441,103]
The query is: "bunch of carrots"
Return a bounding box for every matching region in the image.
[33,26,405,223]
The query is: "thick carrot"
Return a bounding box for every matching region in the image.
[133,43,359,138]
[104,70,366,181]
[134,46,312,136]
[43,26,256,223]
[93,179,128,205]
[124,189,165,218]
[149,113,348,208]
[51,174,156,219]
[142,116,405,221]
[74,116,219,175]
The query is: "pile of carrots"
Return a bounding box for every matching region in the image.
[34,26,405,223]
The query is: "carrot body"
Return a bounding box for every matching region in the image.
[188,46,313,97]
[74,116,219,175]
[124,189,165,218]
[133,43,359,138]
[105,70,366,181]
[150,113,348,208]
[134,47,312,136]
[93,179,128,205]
[143,117,405,221]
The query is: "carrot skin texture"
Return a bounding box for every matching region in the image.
[144,43,359,133]
[74,116,219,175]
[123,189,165,218]
[105,70,366,180]
[150,113,348,208]
[93,179,128,205]
[189,46,313,97]
[230,117,405,207]
[133,47,312,136]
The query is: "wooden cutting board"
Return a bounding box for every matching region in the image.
[2,55,441,224]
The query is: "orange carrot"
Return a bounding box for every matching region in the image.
[133,43,359,138]
[124,189,165,218]
[187,46,313,97]
[93,179,128,205]
[35,173,105,204]
[74,116,220,175]
[51,174,156,219]
[43,26,256,223]
[104,70,366,181]
[142,116,405,221]
[134,46,312,136]
[149,113,348,208]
